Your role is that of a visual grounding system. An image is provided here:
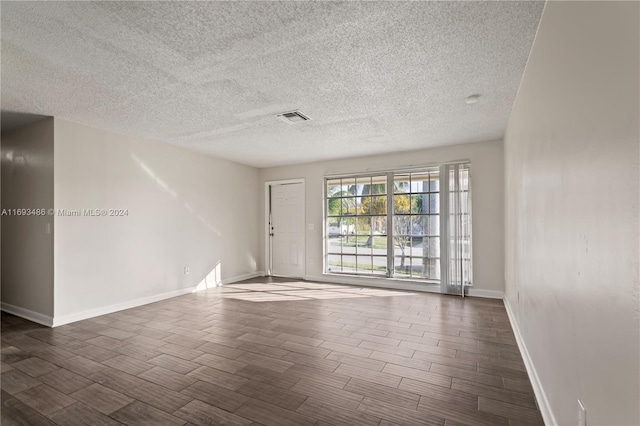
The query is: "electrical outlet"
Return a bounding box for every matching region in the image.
[184,266,190,275]
[578,399,586,426]
[518,291,520,303]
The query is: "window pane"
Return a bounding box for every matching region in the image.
[429,175,440,192]
[367,196,386,215]
[371,256,387,275]
[354,197,364,215]
[371,176,387,195]
[327,237,342,254]
[342,255,357,274]
[342,197,356,216]
[359,197,371,215]
[411,216,426,235]
[411,237,423,257]
[327,218,343,238]
[428,215,439,236]
[357,256,373,273]
[356,217,371,235]
[393,215,411,236]
[411,173,430,193]
[327,198,341,216]
[327,179,341,197]
[344,217,356,235]
[394,175,410,193]
[372,216,387,235]
[394,194,411,214]
[341,178,356,194]
[357,177,372,195]
[372,236,387,250]
[394,257,410,277]
[393,240,412,262]
[410,194,424,213]
[429,193,439,213]
[410,258,425,278]
[327,255,342,273]
[358,241,373,255]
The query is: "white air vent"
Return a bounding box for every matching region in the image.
[275,110,311,124]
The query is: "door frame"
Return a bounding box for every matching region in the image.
[264,178,306,278]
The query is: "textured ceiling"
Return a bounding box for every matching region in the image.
[1,1,544,168]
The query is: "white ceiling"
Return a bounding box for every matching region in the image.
[1,1,544,168]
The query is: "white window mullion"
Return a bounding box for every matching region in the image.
[386,172,394,278]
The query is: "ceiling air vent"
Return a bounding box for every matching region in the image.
[275,110,311,124]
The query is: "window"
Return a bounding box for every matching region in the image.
[393,169,440,280]
[326,175,388,276]
[324,164,472,287]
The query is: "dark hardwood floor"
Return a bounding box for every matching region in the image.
[1,277,544,425]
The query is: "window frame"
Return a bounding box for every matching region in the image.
[324,164,470,284]
[324,174,390,277]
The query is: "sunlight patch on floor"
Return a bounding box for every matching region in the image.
[219,282,417,302]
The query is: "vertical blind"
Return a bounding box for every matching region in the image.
[440,163,473,296]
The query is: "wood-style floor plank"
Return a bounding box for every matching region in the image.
[14,384,76,415]
[235,398,316,426]
[478,396,545,425]
[1,276,543,426]
[291,377,364,410]
[297,397,382,426]
[344,377,421,410]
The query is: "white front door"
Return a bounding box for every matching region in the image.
[270,182,305,278]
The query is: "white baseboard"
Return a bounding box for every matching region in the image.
[503,297,556,426]
[51,286,197,327]
[1,302,54,327]
[467,288,504,299]
[52,271,266,327]
[221,271,264,285]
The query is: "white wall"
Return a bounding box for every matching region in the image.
[53,119,259,322]
[1,118,55,323]
[259,140,504,296]
[504,2,639,425]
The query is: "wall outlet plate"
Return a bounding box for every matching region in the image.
[184,266,190,275]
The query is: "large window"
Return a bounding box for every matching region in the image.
[324,164,472,287]
[393,169,440,280]
[326,175,388,276]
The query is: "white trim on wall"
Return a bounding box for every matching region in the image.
[0,303,54,327]
[467,288,504,299]
[51,286,197,327]
[2,272,263,328]
[504,297,557,426]
[51,271,264,327]
[221,271,264,285]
